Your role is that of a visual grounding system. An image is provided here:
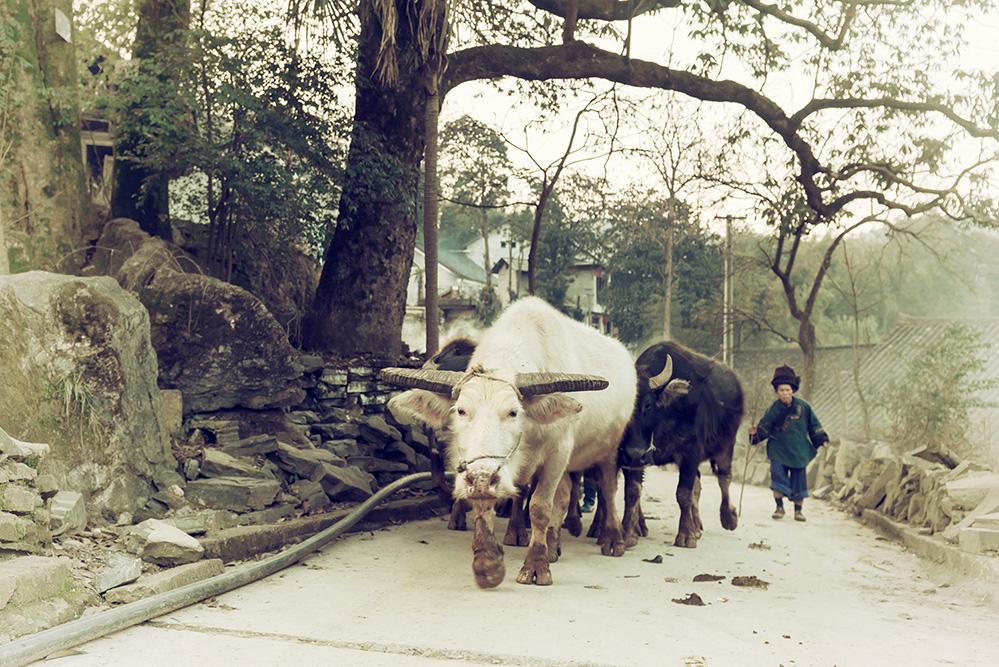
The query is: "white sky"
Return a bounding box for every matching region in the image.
[442,6,999,235]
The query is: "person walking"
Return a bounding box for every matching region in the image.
[748,365,829,521]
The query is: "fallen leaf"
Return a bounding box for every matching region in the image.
[693,573,726,583]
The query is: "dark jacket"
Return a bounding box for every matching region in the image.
[751,396,828,468]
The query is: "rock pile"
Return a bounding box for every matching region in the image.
[1,428,65,554]
[169,379,434,523]
[787,439,999,555]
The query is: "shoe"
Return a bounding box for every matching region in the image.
[771,506,785,520]
[581,500,594,514]
[794,510,806,522]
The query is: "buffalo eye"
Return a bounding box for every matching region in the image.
[456,407,467,417]
[507,409,518,418]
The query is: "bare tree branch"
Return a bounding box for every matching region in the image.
[742,0,856,50]
[790,98,999,140]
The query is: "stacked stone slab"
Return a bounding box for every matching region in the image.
[310,364,402,414]
[1,429,57,554]
[800,437,999,553]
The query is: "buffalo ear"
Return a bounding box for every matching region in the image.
[656,378,690,408]
[523,394,582,425]
[388,390,453,431]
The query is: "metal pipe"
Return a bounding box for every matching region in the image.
[0,471,446,667]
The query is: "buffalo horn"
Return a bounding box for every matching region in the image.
[515,372,610,396]
[647,354,674,390]
[379,368,464,394]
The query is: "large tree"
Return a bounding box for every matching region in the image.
[304,0,998,357]
[110,0,191,240]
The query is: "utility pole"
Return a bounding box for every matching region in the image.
[663,197,675,340]
[716,215,745,367]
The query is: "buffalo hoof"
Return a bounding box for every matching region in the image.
[516,560,553,586]
[503,523,530,547]
[674,531,699,548]
[546,530,562,562]
[473,552,506,589]
[721,505,738,531]
[637,515,649,537]
[623,530,640,548]
[564,515,582,537]
[601,539,626,557]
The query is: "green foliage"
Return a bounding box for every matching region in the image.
[439,115,512,263]
[600,187,724,352]
[884,324,998,460]
[533,188,599,310]
[94,2,349,272]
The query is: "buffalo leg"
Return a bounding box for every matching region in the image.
[691,471,704,538]
[586,467,605,540]
[622,467,645,547]
[517,457,565,586]
[563,472,583,537]
[503,485,531,546]
[595,458,626,556]
[714,447,739,531]
[448,498,469,531]
[470,503,505,589]
[546,474,571,562]
[674,457,700,548]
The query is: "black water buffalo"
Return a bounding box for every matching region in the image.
[616,341,744,548]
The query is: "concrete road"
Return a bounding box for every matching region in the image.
[42,468,999,667]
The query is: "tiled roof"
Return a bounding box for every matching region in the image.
[808,316,999,442]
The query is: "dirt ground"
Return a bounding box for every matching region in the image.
[41,468,999,667]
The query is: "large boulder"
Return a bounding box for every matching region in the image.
[171,219,318,342]
[87,219,305,413]
[0,272,178,515]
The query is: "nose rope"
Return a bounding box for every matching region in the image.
[455,432,524,474]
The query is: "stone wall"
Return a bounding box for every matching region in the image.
[736,436,999,556]
[152,358,435,525]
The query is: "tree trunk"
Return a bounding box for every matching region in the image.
[423,87,440,356]
[0,198,8,274]
[303,4,428,356]
[481,208,491,289]
[2,0,87,272]
[110,0,189,241]
[798,318,817,400]
[527,194,544,295]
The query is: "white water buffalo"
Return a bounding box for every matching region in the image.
[382,297,637,588]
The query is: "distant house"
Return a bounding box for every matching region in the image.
[491,256,611,334]
[80,113,113,204]
[403,244,489,353]
[403,230,615,352]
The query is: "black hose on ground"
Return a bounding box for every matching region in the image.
[0,471,447,667]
